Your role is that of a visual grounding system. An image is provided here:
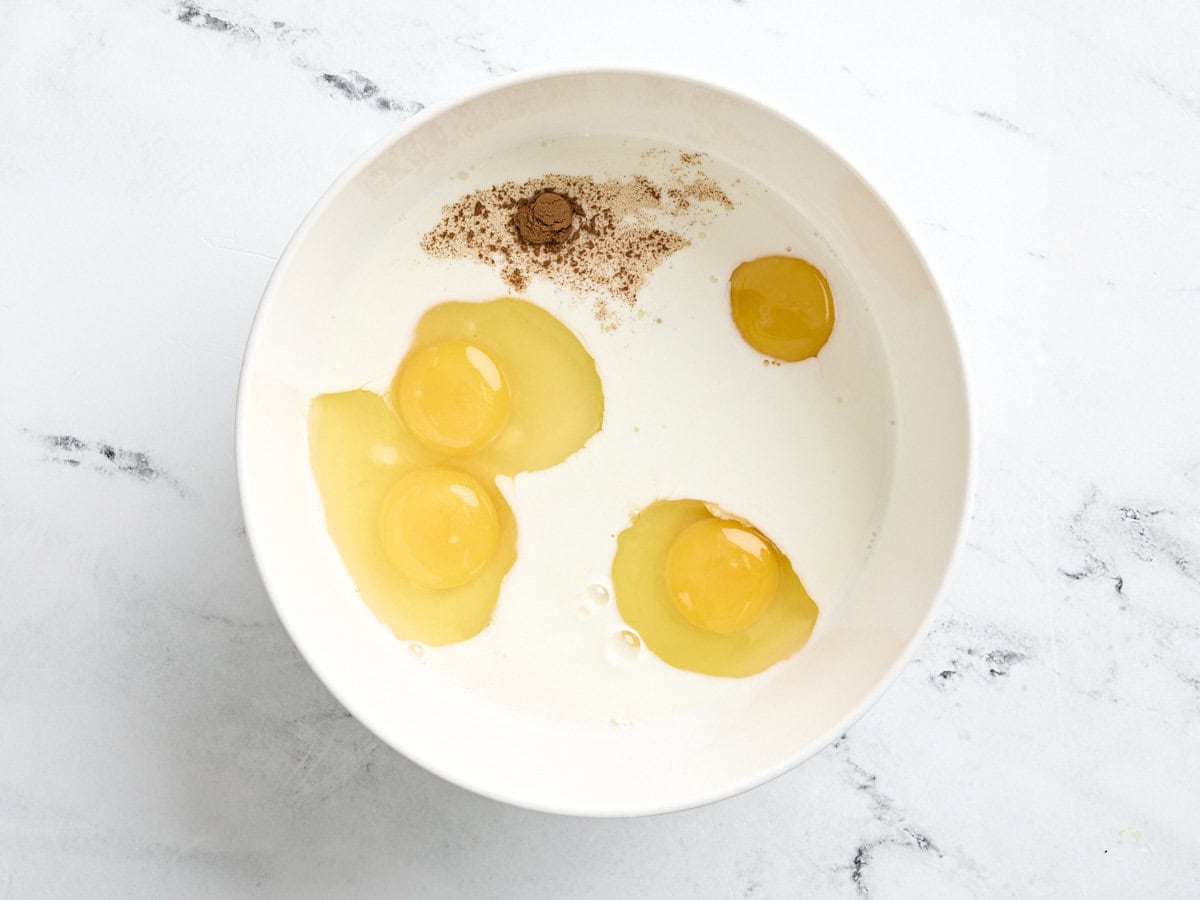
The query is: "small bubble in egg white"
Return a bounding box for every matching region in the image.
[606,630,642,664]
[584,583,610,607]
[709,275,718,284]
[407,642,426,660]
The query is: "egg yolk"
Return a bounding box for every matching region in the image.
[379,466,500,589]
[666,518,780,634]
[730,255,835,361]
[612,499,818,678]
[394,339,511,455]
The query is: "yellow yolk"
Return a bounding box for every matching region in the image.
[666,518,780,635]
[379,466,500,589]
[309,297,603,646]
[394,340,511,455]
[309,389,517,646]
[612,499,818,677]
[408,299,604,475]
[730,255,835,361]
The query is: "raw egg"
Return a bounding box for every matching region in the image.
[403,299,605,475]
[379,466,501,589]
[730,255,835,361]
[394,340,511,456]
[612,499,818,677]
[309,298,604,646]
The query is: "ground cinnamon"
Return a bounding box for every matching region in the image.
[420,152,733,328]
[513,191,576,246]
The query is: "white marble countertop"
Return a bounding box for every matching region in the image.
[2,1,1199,896]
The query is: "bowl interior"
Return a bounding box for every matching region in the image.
[237,70,972,816]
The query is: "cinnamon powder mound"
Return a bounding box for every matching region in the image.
[513,191,575,245]
[420,155,733,327]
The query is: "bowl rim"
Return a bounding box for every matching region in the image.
[235,63,977,818]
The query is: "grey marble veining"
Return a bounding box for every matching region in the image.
[2,0,1199,896]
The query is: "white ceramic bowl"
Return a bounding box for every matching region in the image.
[236,68,973,816]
